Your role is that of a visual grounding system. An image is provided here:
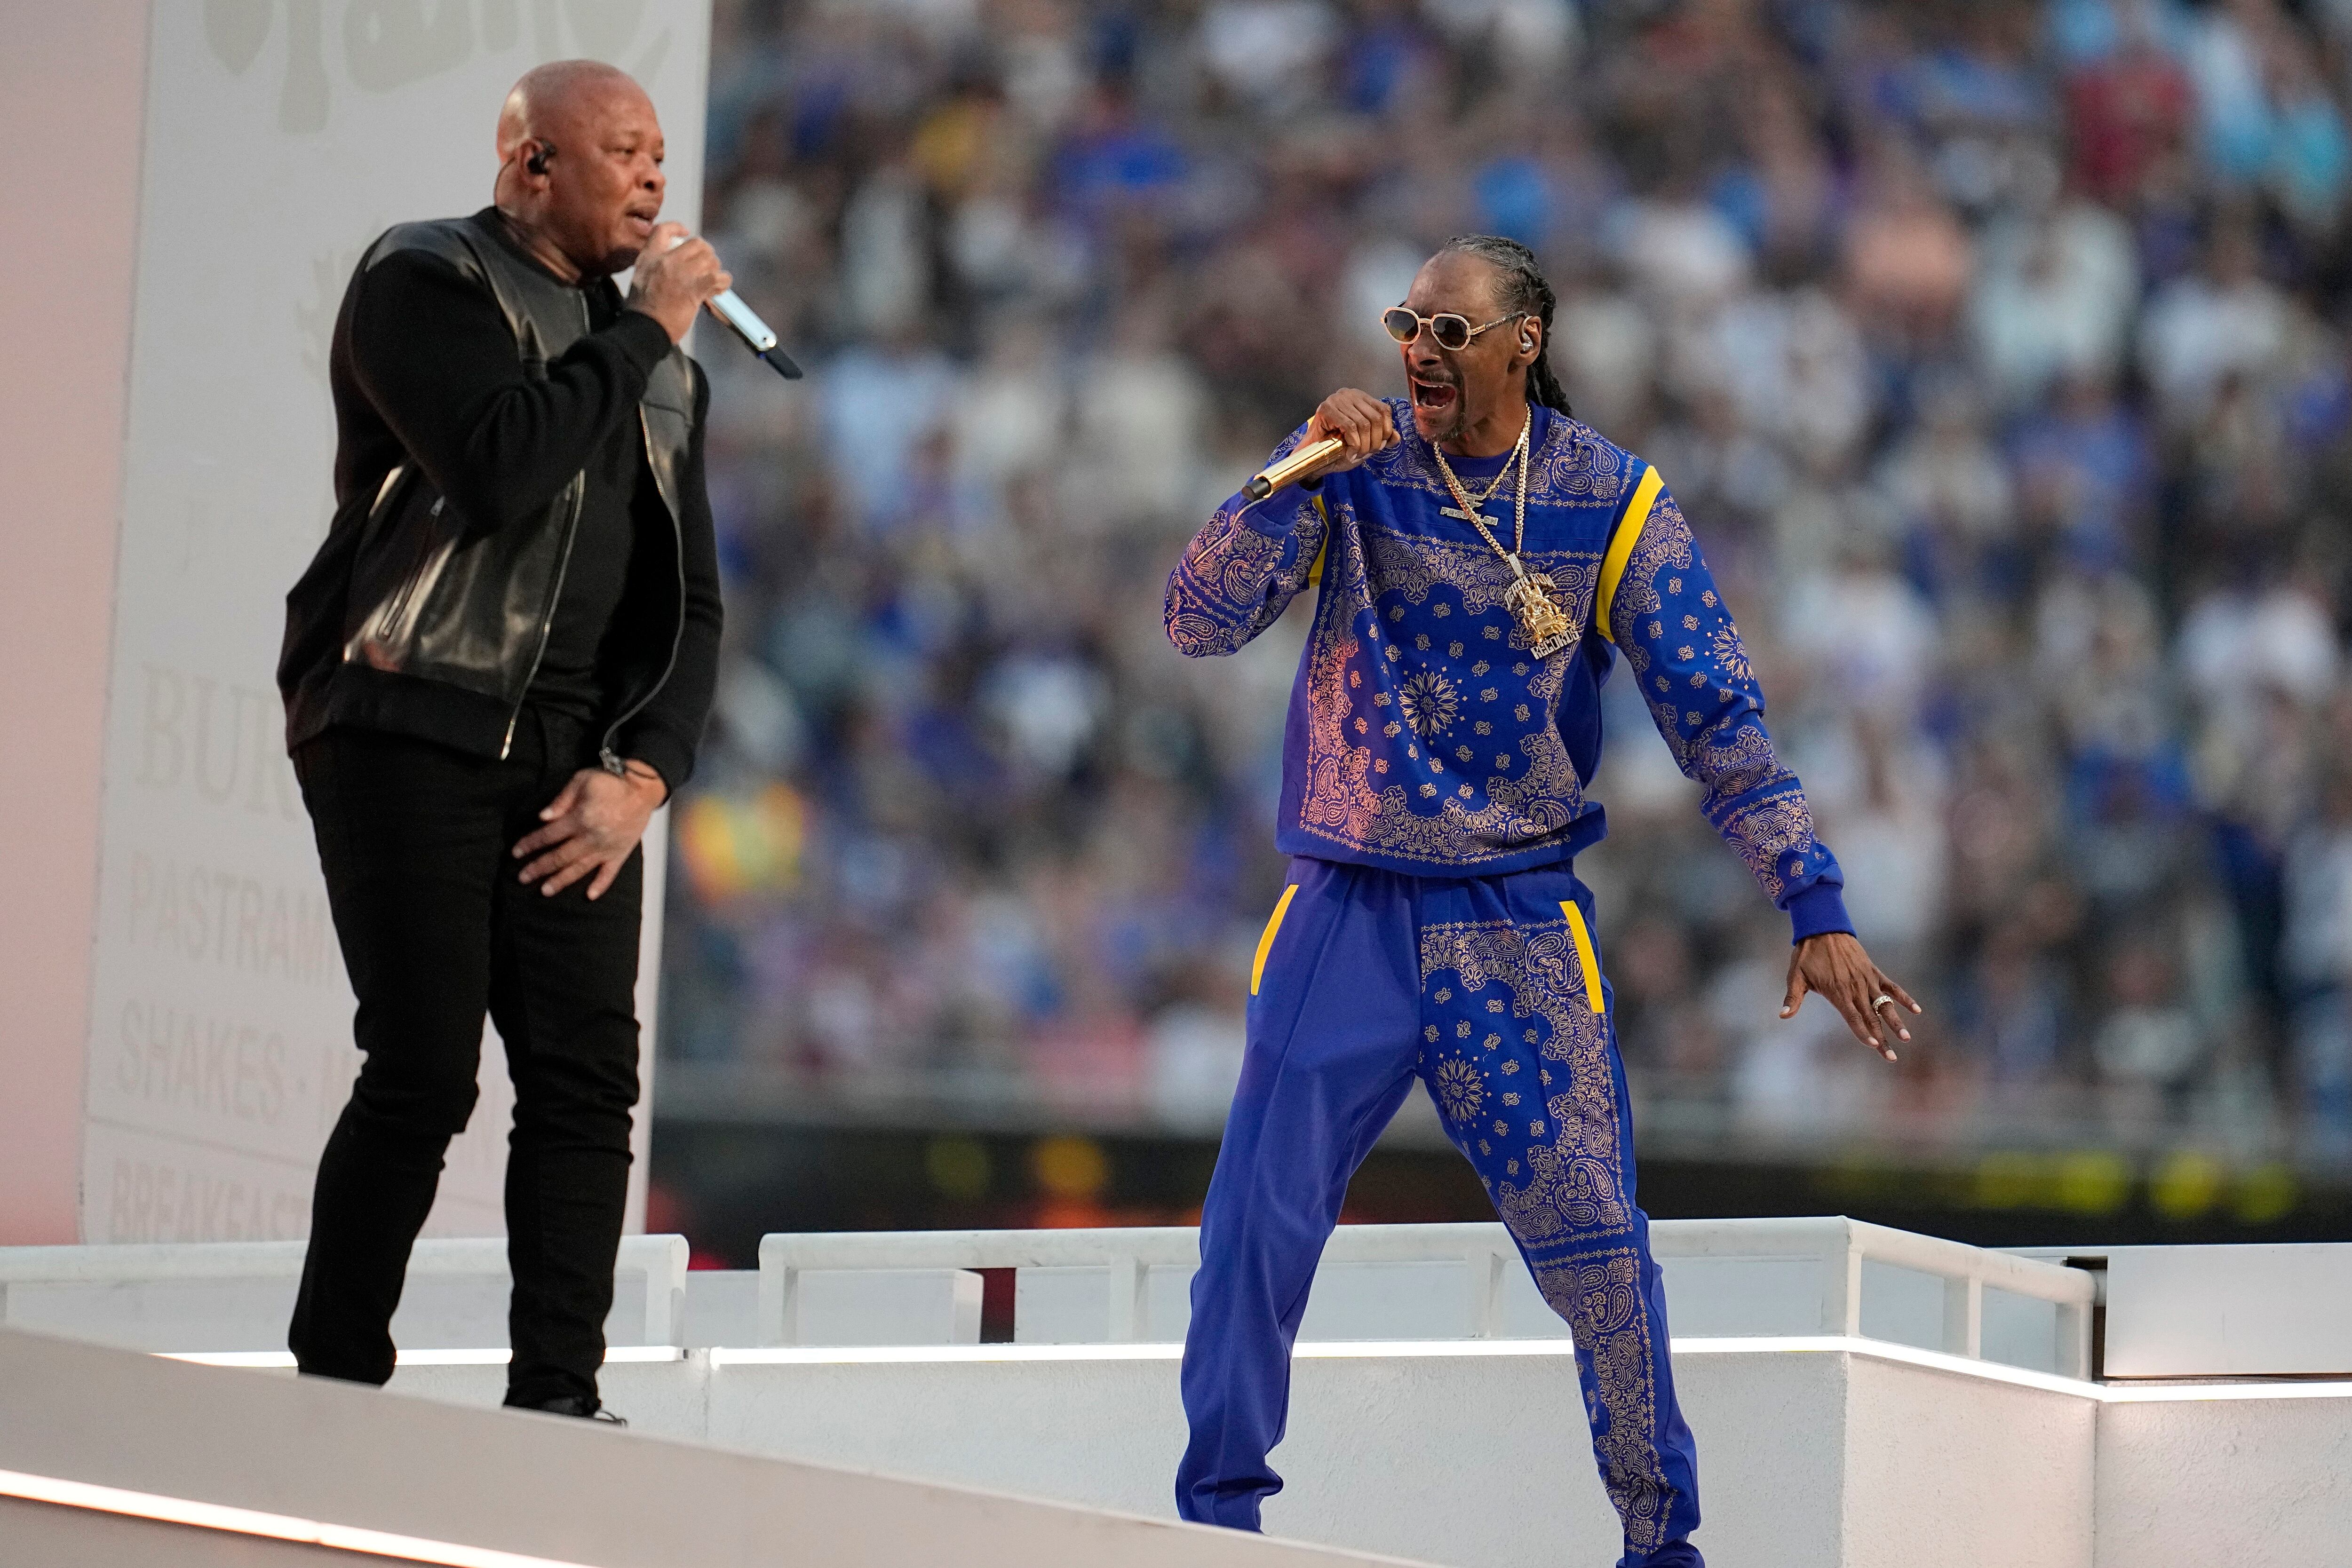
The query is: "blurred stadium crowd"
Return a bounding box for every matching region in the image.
[662,0,2352,1173]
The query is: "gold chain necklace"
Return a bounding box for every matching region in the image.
[1432,412,1530,560]
[1452,449,1519,512]
[1430,412,1574,658]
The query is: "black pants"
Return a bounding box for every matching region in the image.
[289,713,642,1406]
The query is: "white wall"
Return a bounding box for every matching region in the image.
[0,0,151,1246]
[387,1343,2107,1568]
[1842,1353,2093,1568]
[2098,1395,2352,1568]
[395,1343,2352,1568]
[76,0,711,1244]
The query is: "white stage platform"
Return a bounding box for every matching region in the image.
[2,1220,2348,1566]
[0,1324,1402,1568]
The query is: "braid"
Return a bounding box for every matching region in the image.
[1439,234,1573,418]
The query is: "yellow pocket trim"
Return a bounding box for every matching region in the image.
[1594,465,1665,645]
[1251,884,1300,997]
[1560,901,1605,1016]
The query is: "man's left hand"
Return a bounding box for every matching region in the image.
[1781,932,1921,1062]
[513,765,667,900]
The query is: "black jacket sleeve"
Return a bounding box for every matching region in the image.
[348,248,675,528]
[614,365,722,795]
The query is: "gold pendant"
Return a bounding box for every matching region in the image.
[1505,573,1574,658]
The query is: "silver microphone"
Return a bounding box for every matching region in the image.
[706,288,802,379]
[662,234,802,379]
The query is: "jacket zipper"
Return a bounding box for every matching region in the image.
[597,403,688,779]
[500,293,595,760]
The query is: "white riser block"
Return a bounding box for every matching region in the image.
[1,1276,296,1352]
[702,1346,2098,1568]
[0,1237,687,1352]
[0,1269,669,1352]
[684,1270,759,1348]
[1668,1255,1827,1337]
[1982,1287,2062,1375]
[1014,1264,1197,1343]
[1502,1259,2069,1367]
[1144,1264,1194,1339]
[1494,1258,1570,1337]
[1843,1353,2094,1568]
[1660,1256,1823,1337]
[793,1268,982,1346]
[1014,1253,2062,1358]
[1505,1253,1843,1342]
[1299,1260,1475,1341]
[1018,1260,1489,1344]
[2096,1394,2352,1567]
[2104,1243,2352,1377]
[1014,1266,1107,1344]
[1859,1259,1946,1349]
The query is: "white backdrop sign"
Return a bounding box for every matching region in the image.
[82,0,712,1243]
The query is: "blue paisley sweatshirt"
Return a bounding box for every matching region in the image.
[1164,400,1852,942]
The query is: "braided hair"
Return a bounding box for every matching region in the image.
[1439,234,1572,417]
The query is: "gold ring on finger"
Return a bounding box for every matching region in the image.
[1871,994,1894,1011]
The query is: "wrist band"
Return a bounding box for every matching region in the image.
[599,751,662,787]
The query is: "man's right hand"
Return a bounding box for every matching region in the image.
[1306,388,1399,473]
[627,222,731,344]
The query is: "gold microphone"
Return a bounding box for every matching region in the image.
[1243,436,1346,501]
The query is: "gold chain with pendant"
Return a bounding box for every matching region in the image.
[1452,449,1518,512]
[1431,411,1575,658]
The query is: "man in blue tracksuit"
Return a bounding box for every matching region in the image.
[1161,235,1920,1567]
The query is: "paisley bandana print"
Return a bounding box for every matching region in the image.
[1167,402,1849,941]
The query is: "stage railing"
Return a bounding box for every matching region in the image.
[0,1220,2093,1376]
[757,1217,2096,1377]
[0,1235,689,1351]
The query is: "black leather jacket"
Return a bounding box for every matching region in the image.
[279,211,718,784]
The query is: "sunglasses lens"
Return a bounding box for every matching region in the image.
[1431,315,1471,350]
[1381,309,1420,345]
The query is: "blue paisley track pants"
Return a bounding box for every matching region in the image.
[1176,855,1703,1568]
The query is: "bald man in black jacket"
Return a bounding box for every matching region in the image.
[277,60,728,1419]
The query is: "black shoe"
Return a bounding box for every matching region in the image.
[507,1392,626,1426]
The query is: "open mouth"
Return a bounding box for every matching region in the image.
[625,209,658,238]
[1411,377,1458,413]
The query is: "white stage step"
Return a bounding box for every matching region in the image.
[0,1325,1411,1568]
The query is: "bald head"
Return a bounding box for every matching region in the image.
[497,59,645,164]
[493,59,667,282]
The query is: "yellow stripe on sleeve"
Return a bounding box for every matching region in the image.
[1251,884,1300,996]
[1594,465,1664,645]
[1560,901,1605,1016]
[1308,496,1330,585]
